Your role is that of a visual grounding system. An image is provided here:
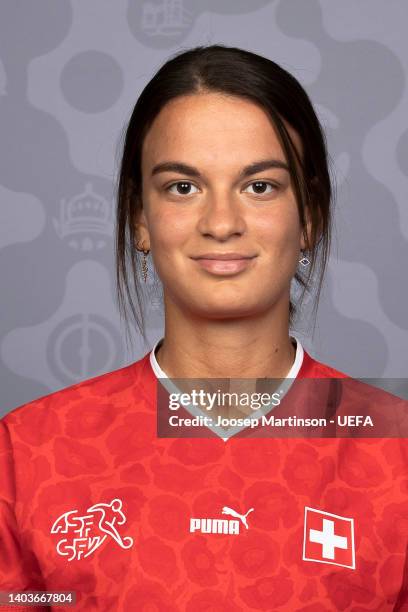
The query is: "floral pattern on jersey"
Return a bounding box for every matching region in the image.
[0,351,407,610]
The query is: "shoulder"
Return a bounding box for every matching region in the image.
[1,351,153,439]
[300,348,351,379]
[301,348,408,434]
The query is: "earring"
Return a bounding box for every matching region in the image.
[299,251,310,267]
[142,250,149,282]
[136,242,150,282]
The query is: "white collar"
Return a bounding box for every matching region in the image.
[149,335,304,441]
[150,335,304,380]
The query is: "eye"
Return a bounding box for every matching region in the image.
[166,181,199,196]
[243,181,277,195]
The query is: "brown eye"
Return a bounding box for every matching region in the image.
[167,182,199,195]
[244,181,277,195]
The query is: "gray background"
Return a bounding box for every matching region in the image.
[1,0,407,416]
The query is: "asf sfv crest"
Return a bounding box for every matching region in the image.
[51,498,133,560]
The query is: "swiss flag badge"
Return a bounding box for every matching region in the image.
[303,506,355,569]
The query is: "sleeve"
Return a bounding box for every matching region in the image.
[394,541,408,611]
[0,418,48,611]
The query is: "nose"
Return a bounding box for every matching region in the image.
[196,190,246,241]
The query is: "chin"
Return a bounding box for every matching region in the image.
[192,299,261,319]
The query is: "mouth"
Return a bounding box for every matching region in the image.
[191,255,257,276]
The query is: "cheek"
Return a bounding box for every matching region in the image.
[147,209,192,270]
[256,208,301,251]
[154,223,186,248]
[254,210,302,285]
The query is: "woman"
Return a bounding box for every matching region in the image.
[0,45,407,611]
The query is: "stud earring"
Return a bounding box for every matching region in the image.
[299,251,310,267]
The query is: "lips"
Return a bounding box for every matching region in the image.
[191,253,257,260]
[191,254,257,275]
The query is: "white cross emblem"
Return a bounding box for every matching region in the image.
[309,518,348,559]
[303,506,355,569]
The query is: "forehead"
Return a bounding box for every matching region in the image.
[142,92,303,167]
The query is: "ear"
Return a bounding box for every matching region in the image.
[300,206,313,251]
[300,176,321,250]
[134,207,150,249]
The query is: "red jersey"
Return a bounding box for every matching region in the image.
[0,339,407,611]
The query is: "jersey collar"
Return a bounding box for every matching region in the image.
[149,335,304,380]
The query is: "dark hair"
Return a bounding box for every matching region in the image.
[115,44,335,349]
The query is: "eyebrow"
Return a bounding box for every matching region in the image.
[151,159,289,179]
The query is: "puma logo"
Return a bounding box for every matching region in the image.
[222,506,254,529]
[190,505,254,535]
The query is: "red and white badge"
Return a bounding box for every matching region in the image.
[302,506,355,569]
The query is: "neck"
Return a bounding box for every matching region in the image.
[155,295,296,379]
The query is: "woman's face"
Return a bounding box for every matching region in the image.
[138,92,309,319]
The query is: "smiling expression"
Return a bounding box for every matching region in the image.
[136,92,309,319]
